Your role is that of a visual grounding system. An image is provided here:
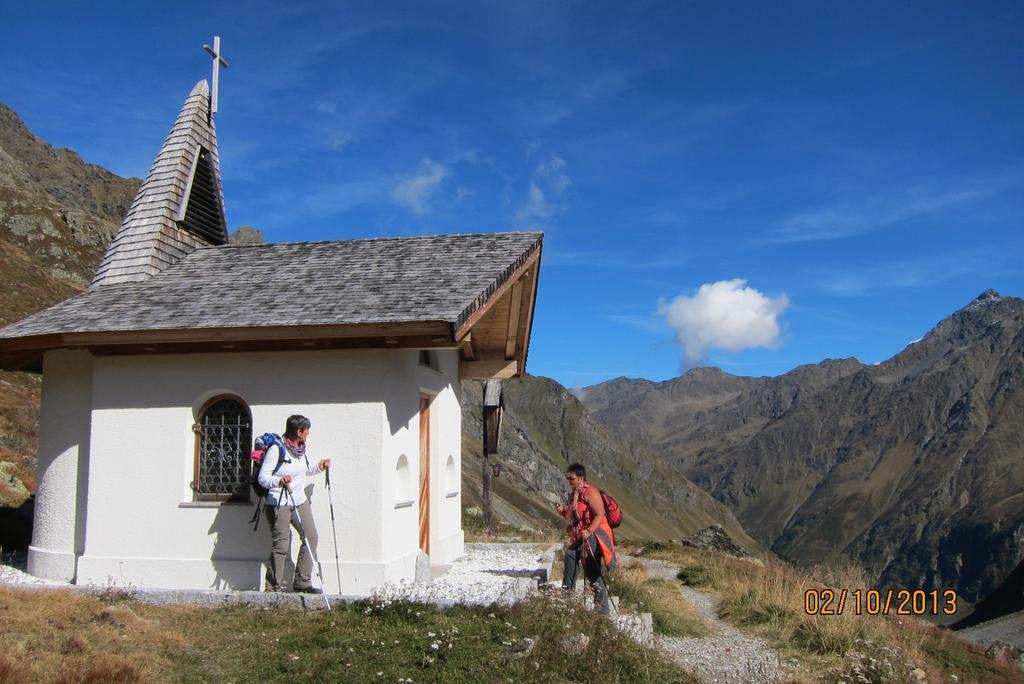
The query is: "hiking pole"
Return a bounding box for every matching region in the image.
[285,487,331,610]
[324,466,343,595]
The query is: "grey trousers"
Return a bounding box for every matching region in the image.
[563,536,610,613]
[265,499,319,590]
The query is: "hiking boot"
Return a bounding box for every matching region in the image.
[293,585,323,594]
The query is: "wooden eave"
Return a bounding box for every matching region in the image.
[0,320,453,372]
[456,246,542,381]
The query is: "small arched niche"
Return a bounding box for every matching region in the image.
[445,454,458,497]
[395,454,414,508]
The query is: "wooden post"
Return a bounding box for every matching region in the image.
[482,379,503,531]
[482,456,492,530]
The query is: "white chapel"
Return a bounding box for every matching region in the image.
[0,62,541,595]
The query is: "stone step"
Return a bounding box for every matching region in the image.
[640,612,654,641]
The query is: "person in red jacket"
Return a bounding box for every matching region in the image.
[555,463,617,613]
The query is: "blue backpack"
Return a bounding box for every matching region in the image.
[250,432,287,498]
[248,433,291,530]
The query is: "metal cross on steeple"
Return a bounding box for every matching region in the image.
[202,36,230,117]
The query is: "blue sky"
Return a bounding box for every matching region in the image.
[3,1,1022,388]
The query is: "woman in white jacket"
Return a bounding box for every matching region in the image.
[258,414,331,593]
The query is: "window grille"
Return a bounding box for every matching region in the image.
[194,396,252,502]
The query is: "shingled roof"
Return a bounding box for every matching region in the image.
[91,80,228,287]
[0,232,543,368]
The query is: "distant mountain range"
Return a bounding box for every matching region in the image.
[583,290,1024,622]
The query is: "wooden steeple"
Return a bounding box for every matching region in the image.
[91,80,228,287]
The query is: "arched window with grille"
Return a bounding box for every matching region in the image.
[193,395,252,502]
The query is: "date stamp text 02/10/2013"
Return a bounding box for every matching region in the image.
[804,589,958,616]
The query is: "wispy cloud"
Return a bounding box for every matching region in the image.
[604,313,666,335]
[509,68,634,128]
[820,248,1020,297]
[299,176,393,218]
[658,279,790,367]
[759,169,1024,245]
[545,247,687,270]
[516,154,571,223]
[391,158,452,215]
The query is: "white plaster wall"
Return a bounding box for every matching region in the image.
[432,351,464,565]
[28,350,94,582]
[378,349,464,573]
[71,349,417,593]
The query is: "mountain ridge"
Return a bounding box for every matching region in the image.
[461,375,762,550]
[583,290,1024,621]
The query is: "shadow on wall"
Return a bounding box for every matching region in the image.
[208,500,275,591]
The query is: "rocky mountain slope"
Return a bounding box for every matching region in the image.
[0,103,141,508]
[0,102,140,289]
[584,290,1024,620]
[459,375,760,549]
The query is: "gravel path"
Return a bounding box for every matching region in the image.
[0,555,64,586]
[631,557,781,684]
[367,544,549,607]
[1,544,549,609]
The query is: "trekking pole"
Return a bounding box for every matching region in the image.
[285,487,331,610]
[325,466,343,595]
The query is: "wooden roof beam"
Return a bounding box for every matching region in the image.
[459,358,516,381]
[454,248,540,341]
[460,332,476,360]
[517,262,540,375]
[504,280,523,360]
[0,320,453,354]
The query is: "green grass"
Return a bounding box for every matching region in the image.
[676,563,713,588]
[921,632,1023,684]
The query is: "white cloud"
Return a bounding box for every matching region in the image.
[392,158,451,215]
[658,279,790,366]
[326,131,352,151]
[517,154,571,223]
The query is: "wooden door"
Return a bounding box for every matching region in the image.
[418,394,431,555]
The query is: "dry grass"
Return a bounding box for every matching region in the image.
[638,544,1022,682]
[608,559,709,638]
[0,588,185,683]
[553,549,709,638]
